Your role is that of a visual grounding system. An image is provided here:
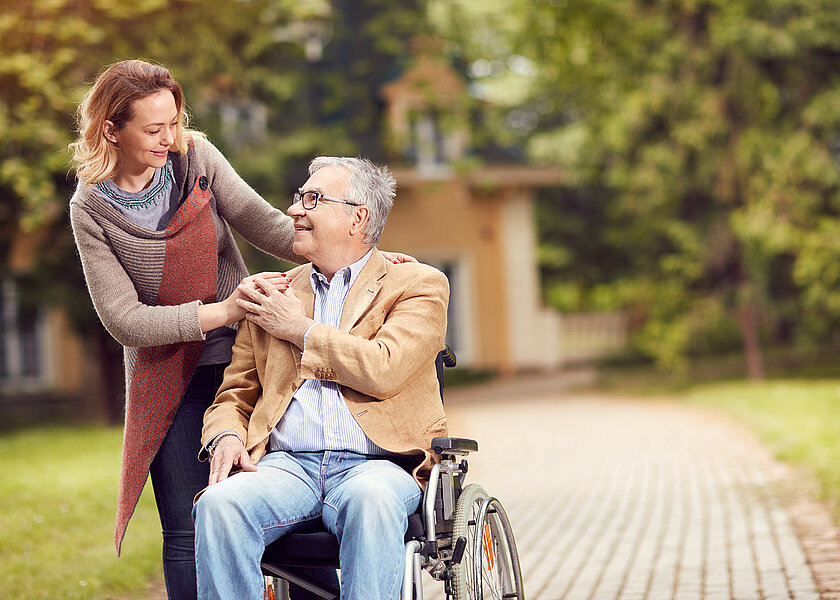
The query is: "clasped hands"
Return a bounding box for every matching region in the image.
[234,273,313,349]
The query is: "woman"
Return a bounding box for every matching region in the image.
[69,59,408,599]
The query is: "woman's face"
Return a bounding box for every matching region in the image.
[105,90,179,179]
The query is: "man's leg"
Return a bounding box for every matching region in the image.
[192,452,324,600]
[322,455,422,600]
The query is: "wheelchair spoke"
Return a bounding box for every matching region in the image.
[450,484,524,600]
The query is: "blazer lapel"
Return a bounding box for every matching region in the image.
[294,265,316,318]
[273,265,314,371]
[340,249,386,332]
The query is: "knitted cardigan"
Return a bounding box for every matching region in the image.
[69,136,299,553]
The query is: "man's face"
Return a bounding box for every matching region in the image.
[288,166,354,264]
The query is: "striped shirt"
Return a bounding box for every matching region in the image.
[269,249,392,455]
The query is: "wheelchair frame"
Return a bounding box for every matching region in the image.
[259,348,524,600]
[262,436,524,600]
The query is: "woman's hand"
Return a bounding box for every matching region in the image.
[381,251,418,264]
[198,272,291,332]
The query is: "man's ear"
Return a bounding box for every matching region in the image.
[103,120,119,144]
[349,205,370,238]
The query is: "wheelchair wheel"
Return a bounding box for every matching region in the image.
[450,484,524,600]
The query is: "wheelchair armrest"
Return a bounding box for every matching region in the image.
[432,437,478,456]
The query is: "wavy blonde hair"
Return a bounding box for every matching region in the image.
[70,59,204,183]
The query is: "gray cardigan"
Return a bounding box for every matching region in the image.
[70,136,298,352]
[70,136,300,552]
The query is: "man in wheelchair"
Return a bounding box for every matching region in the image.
[192,156,449,600]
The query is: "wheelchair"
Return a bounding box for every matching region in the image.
[260,348,525,600]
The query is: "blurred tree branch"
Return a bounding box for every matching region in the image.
[434,0,840,378]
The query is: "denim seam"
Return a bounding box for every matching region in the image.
[262,512,322,535]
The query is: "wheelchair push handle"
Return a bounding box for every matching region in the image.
[432,437,478,456]
[441,345,457,368]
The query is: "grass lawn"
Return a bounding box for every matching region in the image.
[682,378,840,515]
[0,426,163,599]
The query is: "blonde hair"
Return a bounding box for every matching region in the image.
[70,59,204,183]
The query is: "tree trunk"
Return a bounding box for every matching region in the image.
[96,326,124,424]
[737,300,764,380]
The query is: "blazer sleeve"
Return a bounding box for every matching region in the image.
[300,268,449,399]
[198,138,304,264]
[69,202,205,347]
[201,318,263,452]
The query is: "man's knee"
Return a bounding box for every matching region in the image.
[193,481,246,537]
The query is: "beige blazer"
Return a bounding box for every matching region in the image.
[201,249,450,487]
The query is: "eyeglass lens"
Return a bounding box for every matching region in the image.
[293,191,319,209]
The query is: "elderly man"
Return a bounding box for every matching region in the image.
[192,156,449,600]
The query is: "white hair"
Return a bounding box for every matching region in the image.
[308,156,396,246]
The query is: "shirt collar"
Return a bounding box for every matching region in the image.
[310,248,374,293]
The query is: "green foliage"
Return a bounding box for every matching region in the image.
[434,0,840,374]
[0,426,161,599]
[1,0,429,326]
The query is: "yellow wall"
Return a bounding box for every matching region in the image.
[379,176,513,370]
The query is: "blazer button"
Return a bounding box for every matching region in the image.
[198,175,208,190]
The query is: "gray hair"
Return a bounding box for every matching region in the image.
[308,156,396,246]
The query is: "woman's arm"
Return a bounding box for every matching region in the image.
[71,203,204,347]
[70,203,287,347]
[198,138,302,263]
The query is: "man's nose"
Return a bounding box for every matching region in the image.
[288,201,306,216]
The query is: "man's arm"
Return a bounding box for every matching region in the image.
[302,268,449,398]
[235,264,448,397]
[201,318,263,482]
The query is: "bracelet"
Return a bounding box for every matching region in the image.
[208,432,241,457]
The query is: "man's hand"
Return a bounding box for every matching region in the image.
[208,435,257,485]
[236,277,314,348]
[199,272,290,332]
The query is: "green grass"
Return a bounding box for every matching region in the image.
[683,379,840,514]
[0,426,163,599]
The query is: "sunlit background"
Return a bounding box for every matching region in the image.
[4,0,840,598]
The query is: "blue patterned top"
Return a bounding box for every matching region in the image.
[93,157,179,231]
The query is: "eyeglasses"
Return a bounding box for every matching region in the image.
[292,189,361,210]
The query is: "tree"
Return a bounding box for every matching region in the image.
[1,0,433,420]
[433,0,840,377]
[0,0,330,420]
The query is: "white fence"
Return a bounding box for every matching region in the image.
[558,312,628,365]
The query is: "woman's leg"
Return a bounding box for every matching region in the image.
[149,364,225,600]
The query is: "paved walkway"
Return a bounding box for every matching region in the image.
[135,372,840,599]
[423,372,840,600]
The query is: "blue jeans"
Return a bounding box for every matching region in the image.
[149,365,335,600]
[193,451,422,600]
